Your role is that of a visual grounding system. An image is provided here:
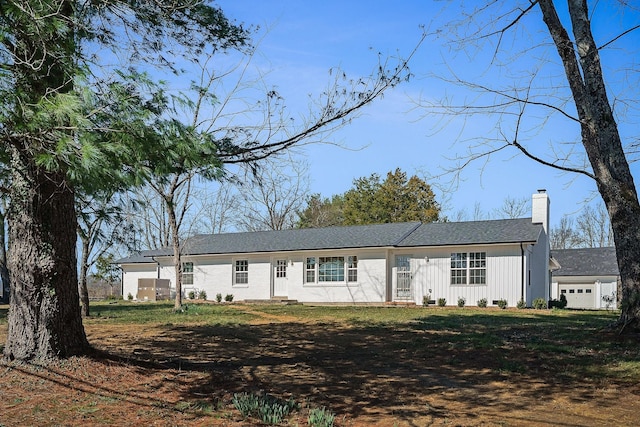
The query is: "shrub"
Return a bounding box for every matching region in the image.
[477,298,488,308]
[308,407,336,427]
[532,297,547,309]
[198,290,207,300]
[127,293,133,301]
[457,296,466,308]
[188,290,196,300]
[437,298,446,307]
[216,293,223,303]
[516,299,526,309]
[105,294,118,301]
[225,294,234,302]
[232,392,298,425]
[559,293,568,308]
[497,299,507,309]
[422,295,431,307]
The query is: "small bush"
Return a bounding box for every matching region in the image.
[532,297,547,309]
[216,293,222,303]
[550,294,568,309]
[477,298,488,308]
[422,295,431,307]
[560,293,568,307]
[188,290,196,300]
[198,290,207,300]
[232,392,298,425]
[225,294,234,302]
[437,298,446,307]
[516,299,526,309]
[105,294,119,301]
[497,299,507,309]
[457,296,466,308]
[308,406,336,427]
[127,293,133,301]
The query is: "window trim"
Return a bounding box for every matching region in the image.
[182,261,194,285]
[304,255,359,285]
[450,251,487,286]
[234,259,249,287]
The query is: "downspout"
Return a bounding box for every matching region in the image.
[520,242,525,302]
[152,256,160,279]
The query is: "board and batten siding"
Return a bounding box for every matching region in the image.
[399,244,528,307]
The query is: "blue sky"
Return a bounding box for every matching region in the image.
[213,1,640,227]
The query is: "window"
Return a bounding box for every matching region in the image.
[305,257,316,283]
[347,256,358,282]
[276,259,287,278]
[304,256,358,284]
[469,252,486,284]
[450,253,467,285]
[234,260,248,285]
[182,262,194,285]
[451,252,486,285]
[319,257,344,282]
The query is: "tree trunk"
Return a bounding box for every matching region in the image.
[4,150,89,361]
[168,203,183,310]
[79,237,91,317]
[0,210,9,304]
[539,0,640,330]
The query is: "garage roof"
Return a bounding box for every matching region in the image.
[552,247,619,277]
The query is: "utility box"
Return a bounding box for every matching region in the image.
[137,278,171,301]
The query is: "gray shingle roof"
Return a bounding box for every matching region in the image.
[117,218,543,263]
[115,250,158,264]
[146,222,422,257]
[552,247,619,277]
[397,218,542,247]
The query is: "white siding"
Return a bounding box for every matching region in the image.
[121,263,157,300]
[399,245,526,307]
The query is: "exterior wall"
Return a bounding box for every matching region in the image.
[121,263,157,300]
[528,231,549,305]
[287,249,388,303]
[119,243,545,307]
[552,275,618,310]
[397,244,527,307]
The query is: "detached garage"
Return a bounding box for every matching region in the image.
[551,247,619,310]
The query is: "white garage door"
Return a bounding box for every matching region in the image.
[559,284,596,309]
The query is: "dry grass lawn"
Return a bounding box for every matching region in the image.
[0,302,639,426]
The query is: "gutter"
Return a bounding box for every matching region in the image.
[520,242,525,302]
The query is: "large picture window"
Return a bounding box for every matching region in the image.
[234,260,248,285]
[305,256,358,284]
[451,252,486,285]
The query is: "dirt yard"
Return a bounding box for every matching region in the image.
[1,304,639,426]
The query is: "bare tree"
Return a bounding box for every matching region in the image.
[423,1,640,330]
[233,157,310,231]
[550,215,582,250]
[493,196,529,219]
[576,203,613,248]
[194,183,240,235]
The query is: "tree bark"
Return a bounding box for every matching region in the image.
[4,150,89,361]
[539,0,640,330]
[79,236,91,317]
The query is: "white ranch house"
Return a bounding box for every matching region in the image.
[118,191,555,307]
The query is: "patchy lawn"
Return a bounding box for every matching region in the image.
[1,302,639,426]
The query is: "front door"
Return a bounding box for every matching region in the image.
[395,255,412,300]
[273,259,288,297]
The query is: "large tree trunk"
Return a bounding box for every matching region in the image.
[79,237,91,317]
[0,210,9,304]
[539,0,640,330]
[4,151,89,361]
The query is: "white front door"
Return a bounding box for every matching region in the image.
[273,259,288,297]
